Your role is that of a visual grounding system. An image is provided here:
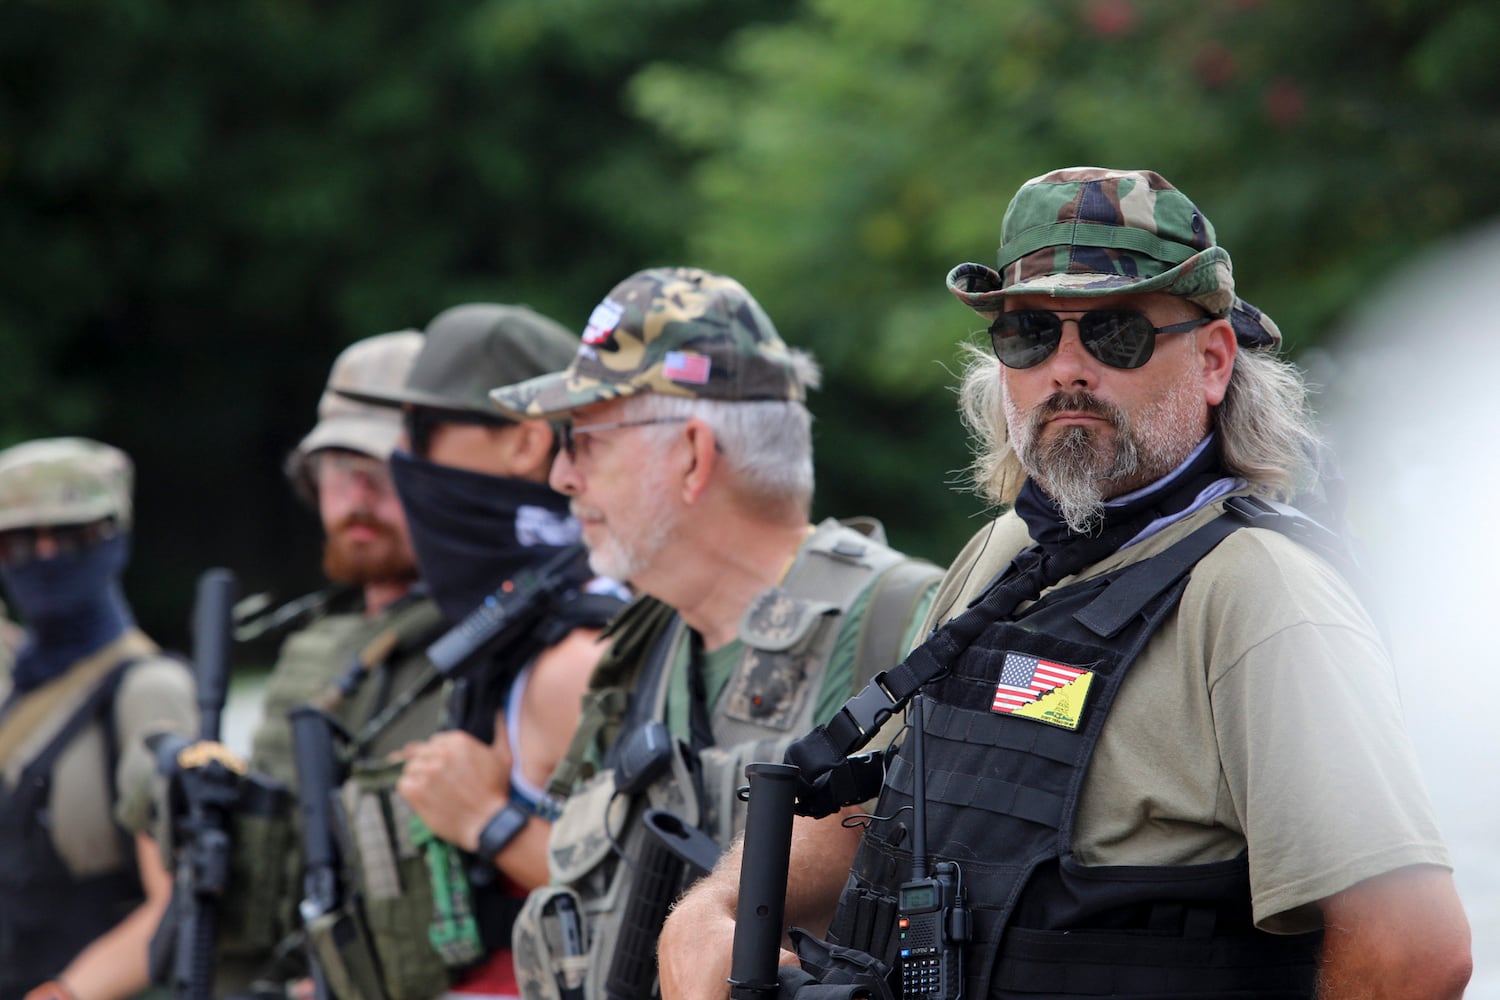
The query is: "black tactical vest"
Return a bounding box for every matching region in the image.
[826,514,1323,1000]
[0,661,142,998]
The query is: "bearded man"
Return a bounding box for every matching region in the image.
[658,167,1471,1000]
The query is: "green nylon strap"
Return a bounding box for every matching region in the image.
[996,221,1198,270]
[410,812,484,967]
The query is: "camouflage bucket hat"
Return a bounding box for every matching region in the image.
[287,329,424,502]
[0,437,133,532]
[947,167,1280,348]
[490,267,804,420]
[338,304,579,419]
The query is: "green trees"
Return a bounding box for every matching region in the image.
[2,0,1496,640]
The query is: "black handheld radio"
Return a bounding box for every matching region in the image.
[896,694,969,1000]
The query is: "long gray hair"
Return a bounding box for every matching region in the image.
[956,342,1323,508]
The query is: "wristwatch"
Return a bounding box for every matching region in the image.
[476,802,530,860]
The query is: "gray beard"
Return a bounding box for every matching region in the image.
[1027,422,1140,535]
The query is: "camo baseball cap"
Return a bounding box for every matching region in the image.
[947,167,1280,348]
[339,304,579,419]
[489,267,804,420]
[0,437,133,532]
[286,330,423,502]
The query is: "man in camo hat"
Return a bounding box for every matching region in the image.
[657,169,1471,1000]
[0,437,196,1000]
[491,267,942,1000]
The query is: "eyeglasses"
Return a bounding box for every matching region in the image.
[559,417,690,461]
[988,309,1214,370]
[403,407,514,460]
[313,450,395,499]
[0,518,120,567]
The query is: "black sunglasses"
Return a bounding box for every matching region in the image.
[0,518,120,567]
[989,309,1214,370]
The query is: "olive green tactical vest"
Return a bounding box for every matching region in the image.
[517,518,941,1000]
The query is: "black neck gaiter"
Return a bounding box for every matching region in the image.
[1010,435,1229,592]
[388,450,581,624]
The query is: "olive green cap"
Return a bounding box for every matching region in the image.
[340,304,580,419]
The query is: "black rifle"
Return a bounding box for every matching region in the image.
[151,568,242,1000]
[602,808,722,1000]
[726,756,894,1000]
[727,763,802,1000]
[355,543,595,750]
[289,706,351,1000]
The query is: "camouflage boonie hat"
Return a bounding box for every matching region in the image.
[0,437,133,532]
[339,304,579,419]
[489,267,804,420]
[286,330,423,503]
[947,167,1280,348]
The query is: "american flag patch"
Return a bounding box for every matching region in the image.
[991,652,1092,729]
[663,350,711,385]
[582,299,624,345]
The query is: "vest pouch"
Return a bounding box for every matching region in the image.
[511,886,591,1000]
[305,905,389,1000]
[548,769,679,999]
[547,770,630,886]
[217,805,296,957]
[344,758,451,1000]
[786,926,895,1000]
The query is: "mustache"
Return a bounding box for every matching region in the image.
[331,511,399,536]
[1037,390,1116,419]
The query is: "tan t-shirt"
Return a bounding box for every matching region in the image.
[924,494,1450,934]
[0,629,196,874]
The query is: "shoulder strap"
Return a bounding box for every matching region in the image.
[849,557,944,690]
[545,597,678,798]
[3,656,138,818]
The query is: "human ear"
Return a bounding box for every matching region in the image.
[1199,320,1237,407]
[680,419,718,504]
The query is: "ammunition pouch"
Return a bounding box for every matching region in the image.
[219,775,297,960]
[336,756,492,1000]
[305,907,388,1000]
[511,887,589,1000]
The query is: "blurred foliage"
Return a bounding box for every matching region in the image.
[629,0,1500,555]
[1,0,1497,646]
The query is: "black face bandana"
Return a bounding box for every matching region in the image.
[1,532,137,693]
[388,450,582,623]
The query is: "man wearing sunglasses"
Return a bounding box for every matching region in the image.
[335,303,624,1000]
[0,437,196,1000]
[489,266,943,1000]
[658,168,1470,1000]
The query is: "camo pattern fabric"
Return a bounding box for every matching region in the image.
[287,330,424,502]
[946,166,1281,348]
[0,437,132,531]
[489,266,804,419]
